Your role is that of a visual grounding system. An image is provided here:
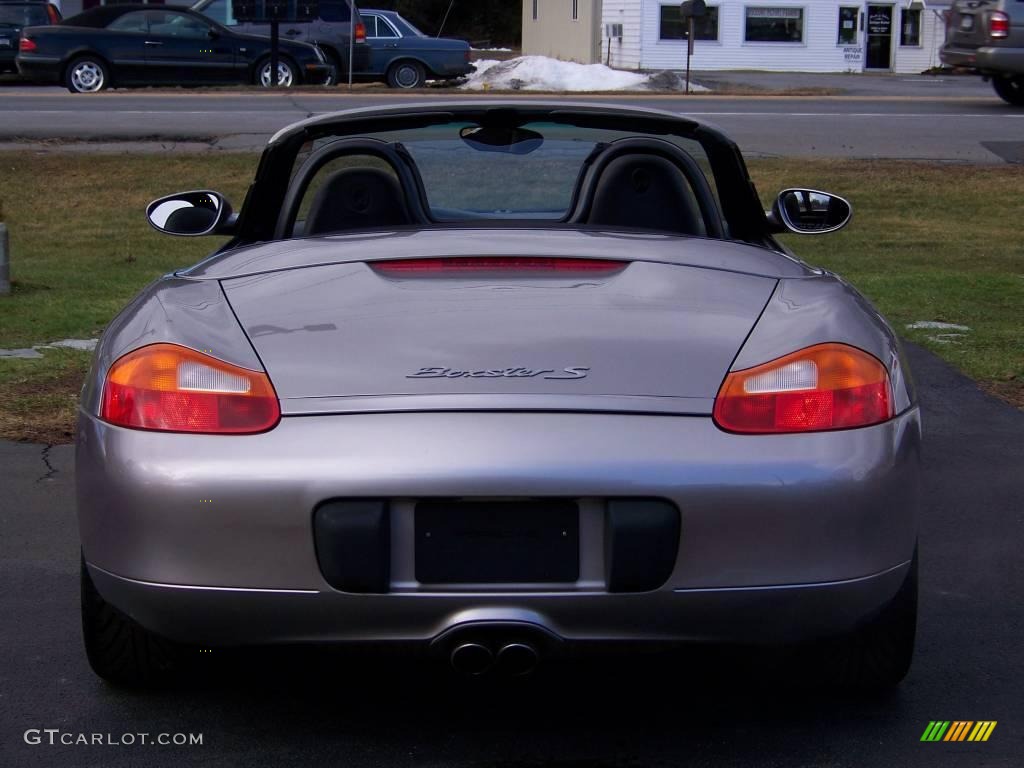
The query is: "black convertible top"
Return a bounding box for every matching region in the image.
[239,101,770,245]
[61,3,191,27]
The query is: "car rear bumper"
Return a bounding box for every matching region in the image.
[77,407,920,646]
[434,61,473,78]
[14,53,61,81]
[941,45,1024,76]
[88,559,912,647]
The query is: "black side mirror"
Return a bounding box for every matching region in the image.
[768,188,852,234]
[146,190,236,237]
[208,28,220,39]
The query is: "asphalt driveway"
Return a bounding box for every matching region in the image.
[0,343,1021,767]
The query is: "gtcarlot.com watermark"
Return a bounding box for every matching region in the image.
[24,729,202,747]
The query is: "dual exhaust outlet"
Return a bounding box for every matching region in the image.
[450,641,539,677]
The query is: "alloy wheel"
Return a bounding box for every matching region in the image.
[260,61,295,88]
[71,61,105,93]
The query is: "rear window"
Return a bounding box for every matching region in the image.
[291,122,717,223]
[195,0,237,27]
[390,13,425,37]
[0,4,48,25]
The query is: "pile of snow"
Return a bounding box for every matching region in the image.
[0,338,98,360]
[906,320,970,345]
[462,56,708,93]
[905,321,970,332]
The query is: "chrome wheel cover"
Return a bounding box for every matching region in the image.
[395,64,420,88]
[71,61,104,93]
[260,61,294,87]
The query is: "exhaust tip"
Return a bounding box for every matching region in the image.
[450,643,494,676]
[495,643,539,677]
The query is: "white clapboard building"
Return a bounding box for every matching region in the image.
[525,1,951,73]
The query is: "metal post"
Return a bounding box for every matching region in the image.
[686,18,693,94]
[270,18,280,86]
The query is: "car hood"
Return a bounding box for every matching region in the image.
[215,233,786,415]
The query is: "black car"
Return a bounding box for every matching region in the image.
[17,3,333,92]
[0,0,59,73]
[192,0,370,81]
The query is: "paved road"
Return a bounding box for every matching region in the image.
[1,88,1023,162]
[693,70,993,97]
[1,343,1021,767]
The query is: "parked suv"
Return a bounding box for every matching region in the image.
[0,0,59,73]
[941,0,1024,105]
[191,0,369,80]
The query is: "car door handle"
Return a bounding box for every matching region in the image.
[286,29,301,35]
[144,40,163,46]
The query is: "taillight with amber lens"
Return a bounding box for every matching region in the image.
[101,344,279,434]
[713,343,893,434]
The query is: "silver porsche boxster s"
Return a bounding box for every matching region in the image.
[76,103,920,689]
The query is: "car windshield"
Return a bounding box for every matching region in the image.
[0,4,47,25]
[291,121,717,223]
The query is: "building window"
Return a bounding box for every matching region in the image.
[532,0,538,21]
[572,0,578,21]
[744,7,804,43]
[660,5,720,41]
[837,6,858,44]
[900,8,921,46]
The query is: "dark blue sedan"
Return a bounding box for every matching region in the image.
[360,8,471,88]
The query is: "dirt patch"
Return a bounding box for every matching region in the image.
[980,378,1024,409]
[0,363,85,444]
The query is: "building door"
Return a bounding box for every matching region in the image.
[866,5,893,69]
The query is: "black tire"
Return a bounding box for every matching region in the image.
[814,546,918,691]
[65,55,110,94]
[255,56,299,88]
[992,76,1024,106]
[386,60,425,89]
[81,557,182,687]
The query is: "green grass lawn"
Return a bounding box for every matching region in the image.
[0,152,1021,442]
[748,159,1024,405]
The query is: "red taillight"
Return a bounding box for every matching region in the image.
[101,343,280,434]
[371,257,626,276]
[713,343,893,434]
[46,3,61,23]
[19,37,37,53]
[355,22,366,42]
[990,11,1010,38]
